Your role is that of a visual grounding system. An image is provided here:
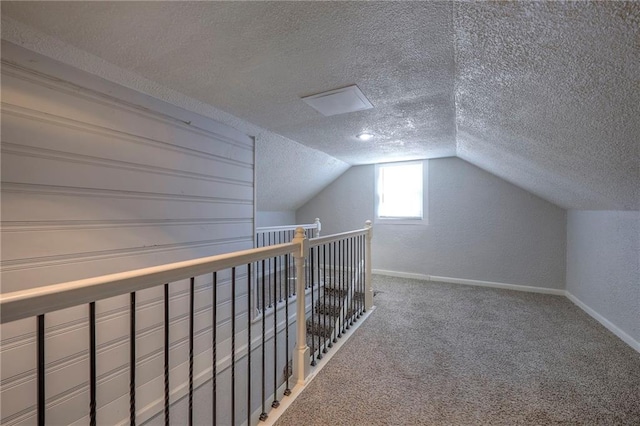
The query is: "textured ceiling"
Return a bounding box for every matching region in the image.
[1,1,638,210]
[455,1,639,210]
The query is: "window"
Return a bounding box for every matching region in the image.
[375,160,428,225]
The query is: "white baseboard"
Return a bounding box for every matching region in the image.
[429,275,566,296]
[565,291,640,354]
[373,269,431,282]
[372,269,565,296]
[372,269,639,354]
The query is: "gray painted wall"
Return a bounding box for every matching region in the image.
[256,210,296,227]
[1,44,257,425]
[566,210,640,344]
[297,157,566,289]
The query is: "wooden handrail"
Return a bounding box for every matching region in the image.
[0,242,297,324]
[309,228,368,248]
[256,218,321,236]
[256,223,315,233]
[0,220,372,324]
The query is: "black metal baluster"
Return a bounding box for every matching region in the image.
[268,233,272,308]
[272,256,279,409]
[129,293,136,425]
[316,244,322,359]
[361,235,364,315]
[279,233,283,302]
[275,235,278,300]
[360,236,364,316]
[344,239,348,331]
[286,242,291,298]
[284,254,291,397]
[164,284,170,426]
[328,242,334,348]
[348,237,352,324]
[212,272,217,426]
[189,277,195,426]
[346,238,350,328]
[310,246,316,366]
[358,235,362,316]
[37,314,45,426]
[259,260,268,422]
[351,237,360,324]
[352,237,356,324]
[362,234,367,313]
[231,268,236,426]
[357,235,364,318]
[338,240,344,338]
[351,236,356,324]
[356,235,360,317]
[333,241,339,344]
[247,264,252,426]
[333,241,340,343]
[338,240,342,338]
[89,302,97,426]
[346,238,351,328]
[322,243,328,353]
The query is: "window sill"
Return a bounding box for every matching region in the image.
[374,218,428,226]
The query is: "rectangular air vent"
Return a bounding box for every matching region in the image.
[302,85,373,117]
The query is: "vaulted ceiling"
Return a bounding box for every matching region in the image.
[2,1,638,211]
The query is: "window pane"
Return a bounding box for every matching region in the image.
[378,163,422,218]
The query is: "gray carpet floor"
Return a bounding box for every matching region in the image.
[275,275,640,425]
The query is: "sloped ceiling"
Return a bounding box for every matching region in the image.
[1,1,638,211]
[455,2,639,210]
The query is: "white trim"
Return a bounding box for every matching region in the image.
[565,291,640,354]
[373,269,431,282]
[260,307,376,426]
[256,223,317,233]
[372,269,565,295]
[429,275,566,296]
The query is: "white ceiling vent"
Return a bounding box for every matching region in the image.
[302,85,373,117]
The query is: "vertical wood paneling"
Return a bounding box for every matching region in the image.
[0,49,254,426]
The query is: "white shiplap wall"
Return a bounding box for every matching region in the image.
[1,44,256,425]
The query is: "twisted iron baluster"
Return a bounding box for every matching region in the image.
[90,302,97,426]
[164,284,170,426]
[189,277,194,426]
[212,272,217,425]
[284,254,292,397]
[259,260,268,422]
[129,293,136,425]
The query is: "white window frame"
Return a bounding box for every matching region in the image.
[374,160,428,225]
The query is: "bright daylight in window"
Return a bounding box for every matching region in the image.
[375,161,427,224]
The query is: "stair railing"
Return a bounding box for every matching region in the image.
[255,217,321,248]
[254,218,321,314]
[0,220,372,425]
[1,240,301,425]
[302,220,373,369]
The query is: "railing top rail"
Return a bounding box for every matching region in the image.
[309,228,368,247]
[256,223,317,233]
[0,241,298,325]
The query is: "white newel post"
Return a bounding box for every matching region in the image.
[292,227,310,385]
[314,217,321,238]
[365,220,374,310]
